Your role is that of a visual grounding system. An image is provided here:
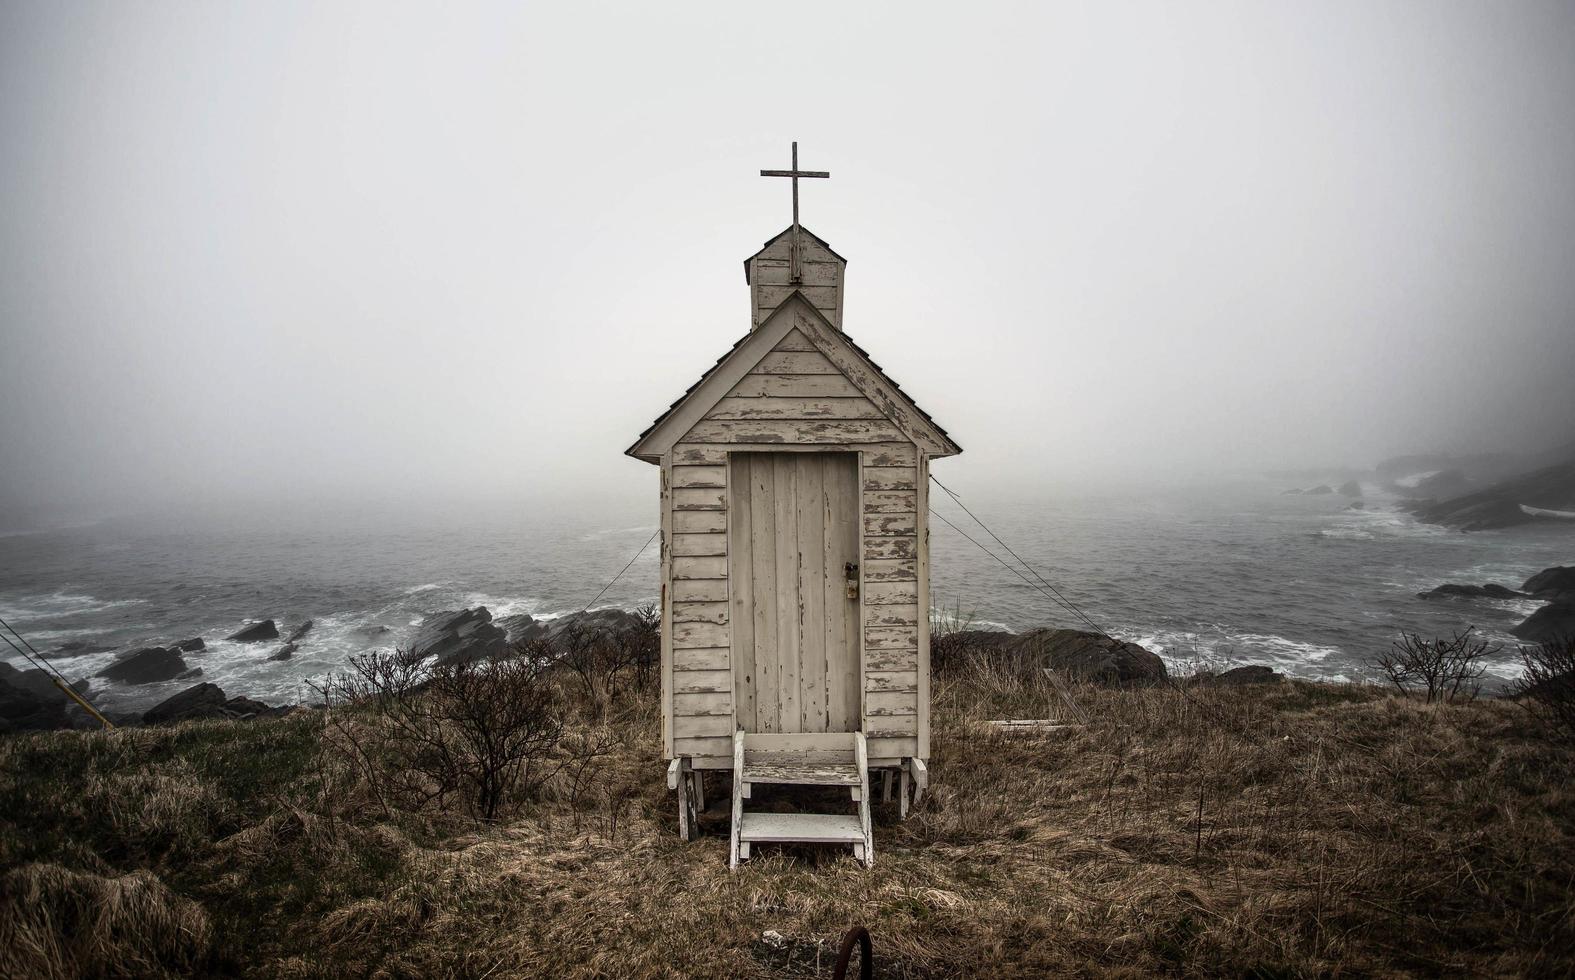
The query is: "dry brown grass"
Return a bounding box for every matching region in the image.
[2,650,1573,978]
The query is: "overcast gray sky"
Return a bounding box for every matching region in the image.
[3,1,1573,525]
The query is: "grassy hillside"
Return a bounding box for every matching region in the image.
[2,650,1572,978]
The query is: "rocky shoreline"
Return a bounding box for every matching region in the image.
[1417,565,1575,642]
[0,605,652,734]
[6,561,1570,734]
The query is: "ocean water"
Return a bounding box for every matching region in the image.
[2,477,1570,713]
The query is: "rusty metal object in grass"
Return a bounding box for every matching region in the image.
[832,925,872,980]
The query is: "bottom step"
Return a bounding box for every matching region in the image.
[738,811,864,844]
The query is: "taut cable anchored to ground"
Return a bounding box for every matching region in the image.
[0,614,115,729]
[580,529,660,613]
[926,475,1268,743]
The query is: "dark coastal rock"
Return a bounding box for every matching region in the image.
[94,647,188,685]
[357,625,392,639]
[1523,566,1575,600]
[1418,583,1527,601]
[226,620,279,643]
[142,683,285,725]
[266,642,297,662]
[142,683,228,725]
[1007,629,1167,686]
[48,640,115,658]
[171,638,205,653]
[0,663,94,732]
[1337,480,1362,497]
[500,608,646,648]
[1410,458,1575,531]
[1198,664,1283,686]
[408,607,509,665]
[1305,485,1334,495]
[1512,601,1575,644]
[176,667,203,680]
[285,620,314,643]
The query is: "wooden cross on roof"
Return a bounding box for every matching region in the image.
[760,141,830,283]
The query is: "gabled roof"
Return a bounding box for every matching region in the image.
[627,292,960,462]
[743,225,847,283]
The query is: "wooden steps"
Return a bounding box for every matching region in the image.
[730,730,874,868]
[738,812,865,844]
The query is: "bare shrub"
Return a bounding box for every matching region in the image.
[0,863,212,980]
[1373,628,1495,703]
[319,649,568,821]
[549,605,661,716]
[930,600,977,639]
[1511,634,1575,739]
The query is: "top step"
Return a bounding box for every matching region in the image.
[743,761,860,787]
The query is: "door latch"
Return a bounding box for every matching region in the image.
[844,561,859,599]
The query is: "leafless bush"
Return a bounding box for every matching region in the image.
[550,605,660,715]
[1511,634,1575,740]
[318,649,569,821]
[1374,628,1495,704]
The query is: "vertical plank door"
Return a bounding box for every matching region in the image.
[729,452,859,733]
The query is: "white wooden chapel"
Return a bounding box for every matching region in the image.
[627,145,960,866]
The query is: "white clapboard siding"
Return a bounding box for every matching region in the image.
[675,647,730,671]
[672,465,726,488]
[750,351,841,375]
[864,558,917,582]
[685,420,906,444]
[672,578,727,603]
[674,692,732,717]
[865,670,919,693]
[673,488,726,510]
[672,601,728,625]
[672,556,727,580]
[673,510,727,533]
[864,536,917,559]
[863,490,917,513]
[862,466,917,490]
[751,258,841,288]
[865,691,918,716]
[864,513,917,536]
[863,581,919,605]
[674,669,732,694]
[864,604,919,628]
[672,532,726,557]
[709,397,885,420]
[865,648,918,671]
[729,374,863,398]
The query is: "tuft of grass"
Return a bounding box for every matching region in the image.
[1,642,1572,978]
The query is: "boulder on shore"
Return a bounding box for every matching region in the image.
[1523,566,1575,600]
[266,643,297,662]
[1007,629,1168,686]
[1337,480,1362,497]
[1418,583,1527,601]
[1197,664,1283,686]
[1512,602,1575,644]
[94,647,188,685]
[285,620,314,643]
[171,638,205,653]
[0,663,94,732]
[226,620,279,643]
[1305,485,1334,495]
[408,607,509,665]
[142,683,286,726]
[500,608,646,648]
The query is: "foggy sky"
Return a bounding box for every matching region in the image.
[3,1,1573,526]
